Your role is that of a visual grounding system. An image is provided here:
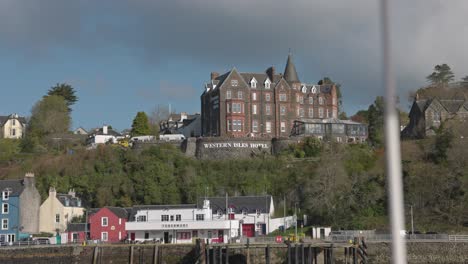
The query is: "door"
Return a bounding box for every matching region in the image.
[164,232,169,243]
[320,228,325,239]
[217,230,224,243]
[242,224,255,237]
[130,233,135,241]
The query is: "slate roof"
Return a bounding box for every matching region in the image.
[415,99,467,114]
[66,223,89,232]
[88,127,122,137]
[283,54,300,84]
[128,204,197,221]
[0,114,27,126]
[106,207,129,219]
[0,179,25,196]
[57,193,82,207]
[198,196,272,214]
[440,100,465,113]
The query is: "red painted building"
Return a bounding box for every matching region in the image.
[65,223,88,243]
[89,207,129,243]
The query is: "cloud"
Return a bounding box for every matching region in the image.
[2,0,468,113]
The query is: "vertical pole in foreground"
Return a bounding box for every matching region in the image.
[381,0,407,263]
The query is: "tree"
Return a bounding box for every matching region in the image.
[367,97,384,147]
[47,83,78,112]
[28,95,71,139]
[131,112,151,137]
[148,104,172,136]
[351,110,369,124]
[426,64,455,86]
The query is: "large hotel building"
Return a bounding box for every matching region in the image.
[201,54,339,138]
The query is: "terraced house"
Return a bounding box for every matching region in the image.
[201,54,339,138]
[0,173,41,243]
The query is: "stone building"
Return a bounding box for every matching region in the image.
[201,54,338,138]
[402,96,468,139]
[0,113,27,139]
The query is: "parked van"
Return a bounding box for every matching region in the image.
[130,135,155,142]
[159,134,186,141]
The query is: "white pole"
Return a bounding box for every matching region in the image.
[411,205,414,236]
[381,0,407,263]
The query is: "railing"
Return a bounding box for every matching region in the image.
[329,233,450,242]
[239,236,279,244]
[448,235,468,242]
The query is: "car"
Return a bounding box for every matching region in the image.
[33,238,51,245]
[426,231,438,234]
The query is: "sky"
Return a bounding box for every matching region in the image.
[1,0,468,131]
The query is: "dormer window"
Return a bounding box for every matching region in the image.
[250,78,257,88]
[301,85,307,94]
[231,80,238,87]
[265,79,271,89]
[311,86,317,94]
[2,190,10,200]
[242,210,247,216]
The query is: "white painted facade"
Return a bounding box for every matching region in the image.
[1,114,25,139]
[126,201,240,244]
[311,227,332,239]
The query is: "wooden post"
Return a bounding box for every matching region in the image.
[265,245,270,264]
[206,246,211,264]
[225,246,229,264]
[323,249,327,264]
[129,246,134,264]
[219,246,222,264]
[247,246,251,264]
[287,243,291,264]
[301,244,305,264]
[314,247,317,264]
[295,244,299,264]
[353,248,357,264]
[153,245,159,264]
[344,248,348,264]
[92,246,99,264]
[308,245,312,264]
[330,244,334,264]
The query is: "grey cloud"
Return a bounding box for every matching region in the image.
[2,0,468,113]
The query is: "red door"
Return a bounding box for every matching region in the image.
[242,224,255,237]
[218,230,224,243]
[130,233,135,241]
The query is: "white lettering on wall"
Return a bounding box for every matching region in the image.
[203,142,269,149]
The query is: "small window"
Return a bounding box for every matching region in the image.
[176,215,181,221]
[56,214,60,223]
[309,108,314,118]
[319,108,324,118]
[299,108,305,117]
[226,90,232,99]
[265,94,271,101]
[12,120,16,126]
[227,120,232,131]
[252,120,258,133]
[280,106,286,116]
[161,215,169,222]
[232,103,242,113]
[252,104,257,115]
[265,105,271,115]
[2,203,8,214]
[266,122,272,133]
[170,215,174,221]
[12,129,16,136]
[281,122,286,133]
[252,92,257,101]
[101,232,108,241]
[265,81,270,89]
[137,215,147,222]
[145,232,149,239]
[279,94,287,102]
[319,97,324,105]
[2,191,9,200]
[196,214,205,221]
[309,97,314,104]
[227,103,231,113]
[300,96,304,104]
[251,80,256,88]
[233,120,242,132]
[2,219,8,230]
[231,80,238,86]
[238,91,243,99]
[101,217,108,226]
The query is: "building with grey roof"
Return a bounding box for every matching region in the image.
[201,54,339,138]
[291,118,368,143]
[402,96,468,138]
[0,113,27,139]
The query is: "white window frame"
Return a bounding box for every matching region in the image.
[227,120,232,131]
[2,203,8,214]
[252,120,258,133]
[226,90,232,99]
[265,93,271,101]
[252,92,257,101]
[299,108,305,117]
[232,103,242,113]
[309,108,314,118]
[119,218,122,225]
[2,191,9,201]
[231,80,238,86]
[232,120,242,132]
[319,108,324,118]
[101,232,108,242]
[309,97,314,104]
[265,81,270,89]
[252,104,257,115]
[161,215,169,221]
[319,97,324,105]
[238,91,243,99]
[280,106,286,116]
[281,122,286,133]
[196,214,205,221]
[279,94,287,102]
[55,214,60,223]
[266,122,272,133]
[176,215,181,221]
[250,78,257,88]
[265,105,271,115]
[1,219,8,230]
[101,217,108,227]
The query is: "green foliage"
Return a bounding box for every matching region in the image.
[351,110,369,124]
[0,139,21,162]
[47,83,78,112]
[131,112,151,137]
[426,64,455,86]
[428,123,454,164]
[367,96,384,147]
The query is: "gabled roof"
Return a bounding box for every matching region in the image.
[106,207,129,219]
[88,127,122,137]
[66,223,89,232]
[283,54,300,84]
[198,195,272,214]
[0,179,25,196]
[0,114,27,127]
[439,100,465,113]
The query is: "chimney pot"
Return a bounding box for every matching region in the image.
[211,72,219,80]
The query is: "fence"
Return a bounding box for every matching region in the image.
[329,233,451,243]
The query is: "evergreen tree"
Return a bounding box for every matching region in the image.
[47,83,78,112]
[131,112,151,136]
[367,96,384,147]
[426,64,455,86]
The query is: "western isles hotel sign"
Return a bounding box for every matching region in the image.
[203,142,269,149]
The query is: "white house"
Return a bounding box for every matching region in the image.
[86,125,124,146]
[126,200,239,244]
[0,114,26,139]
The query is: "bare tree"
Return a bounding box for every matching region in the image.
[148,104,174,135]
